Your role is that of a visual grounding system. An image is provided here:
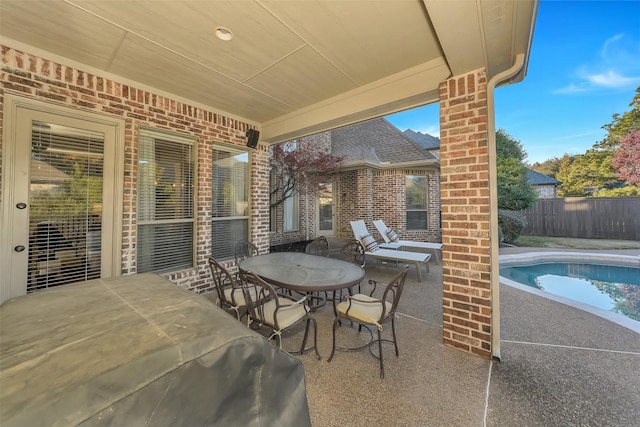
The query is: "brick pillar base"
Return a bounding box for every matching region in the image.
[439,69,492,357]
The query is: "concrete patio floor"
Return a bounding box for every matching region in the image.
[282,245,640,426]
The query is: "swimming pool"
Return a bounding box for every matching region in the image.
[499,252,640,332]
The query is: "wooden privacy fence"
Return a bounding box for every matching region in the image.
[521,197,640,240]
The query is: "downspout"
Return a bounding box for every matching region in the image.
[487,53,525,361]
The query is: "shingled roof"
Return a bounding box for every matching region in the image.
[403,129,441,149]
[526,168,560,186]
[329,118,437,166]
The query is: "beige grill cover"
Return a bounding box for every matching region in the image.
[0,274,311,426]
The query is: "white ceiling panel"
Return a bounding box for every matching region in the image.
[72,0,306,82]
[261,0,442,85]
[245,45,357,109]
[0,0,537,142]
[0,0,125,70]
[109,33,292,122]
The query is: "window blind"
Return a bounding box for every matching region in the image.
[211,147,249,260]
[137,128,195,273]
[28,121,104,292]
[406,175,428,230]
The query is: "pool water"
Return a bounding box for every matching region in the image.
[499,263,640,322]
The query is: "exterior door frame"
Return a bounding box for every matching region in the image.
[0,94,125,303]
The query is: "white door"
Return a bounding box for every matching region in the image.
[1,95,124,304]
[316,183,334,236]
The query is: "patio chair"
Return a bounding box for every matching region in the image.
[372,219,442,264]
[339,239,366,268]
[239,271,321,359]
[303,236,330,309]
[305,236,329,257]
[328,265,409,378]
[235,239,259,265]
[350,220,430,281]
[208,256,258,325]
[337,239,366,296]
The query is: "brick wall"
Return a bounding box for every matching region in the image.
[336,170,360,236]
[439,69,492,357]
[334,167,441,242]
[371,169,441,242]
[535,185,556,199]
[1,45,266,294]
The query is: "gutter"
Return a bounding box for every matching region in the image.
[487,53,525,361]
[338,159,440,172]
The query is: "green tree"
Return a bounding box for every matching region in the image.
[554,87,640,197]
[530,157,562,179]
[556,149,617,197]
[597,86,640,150]
[496,129,538,210]
[30,163,103,217]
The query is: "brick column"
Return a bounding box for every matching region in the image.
[439,69,492,357]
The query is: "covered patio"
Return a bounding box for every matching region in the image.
[1,0,540,360]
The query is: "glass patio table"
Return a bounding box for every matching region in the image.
[239,252,365,313]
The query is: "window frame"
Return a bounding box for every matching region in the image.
[211,144,251,261]
[405,174,429,231]
[136,127,197,274]
[283,187,299,232]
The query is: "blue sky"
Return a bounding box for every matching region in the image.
[386,0,640,165]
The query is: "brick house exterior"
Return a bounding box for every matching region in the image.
[1,46,513,359]
[1,46,271,295]
[269,118,442,247]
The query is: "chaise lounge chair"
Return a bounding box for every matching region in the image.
[350,220,430,282]
[372,219,442,264]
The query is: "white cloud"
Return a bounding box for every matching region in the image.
[555,33,640,94]
[553,83,588,94]
[583,70,640,88]
[600,33,624,59]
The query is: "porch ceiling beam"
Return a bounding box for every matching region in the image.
[260,58,450,145]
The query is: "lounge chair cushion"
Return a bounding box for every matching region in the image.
[361,234,379,252]
[386,228,399,243]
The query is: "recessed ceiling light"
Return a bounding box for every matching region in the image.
[215,27,233,41]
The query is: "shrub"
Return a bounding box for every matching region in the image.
[498,210,527,243]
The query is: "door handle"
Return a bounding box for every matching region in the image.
[14,245,26,252]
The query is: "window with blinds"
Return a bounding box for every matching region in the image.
[406,175,429,230]
[28,121,104,292]
[137,128,195,273]
[211,147,249,260]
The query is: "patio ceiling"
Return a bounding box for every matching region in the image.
[0,0,537,143]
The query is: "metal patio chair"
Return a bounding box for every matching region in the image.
[239,271,321,359]
[328,265,409,378]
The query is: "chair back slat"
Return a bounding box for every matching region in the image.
[339,239,365,268]
[305,236,329,257]
[207,257,247,321]
[235,240,259,265]
[238,271,278,328]
[382,265,409,317]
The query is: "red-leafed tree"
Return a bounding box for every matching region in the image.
[270,140,344,208]
[613,130,640,186]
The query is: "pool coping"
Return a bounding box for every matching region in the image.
[499,252,640,335]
